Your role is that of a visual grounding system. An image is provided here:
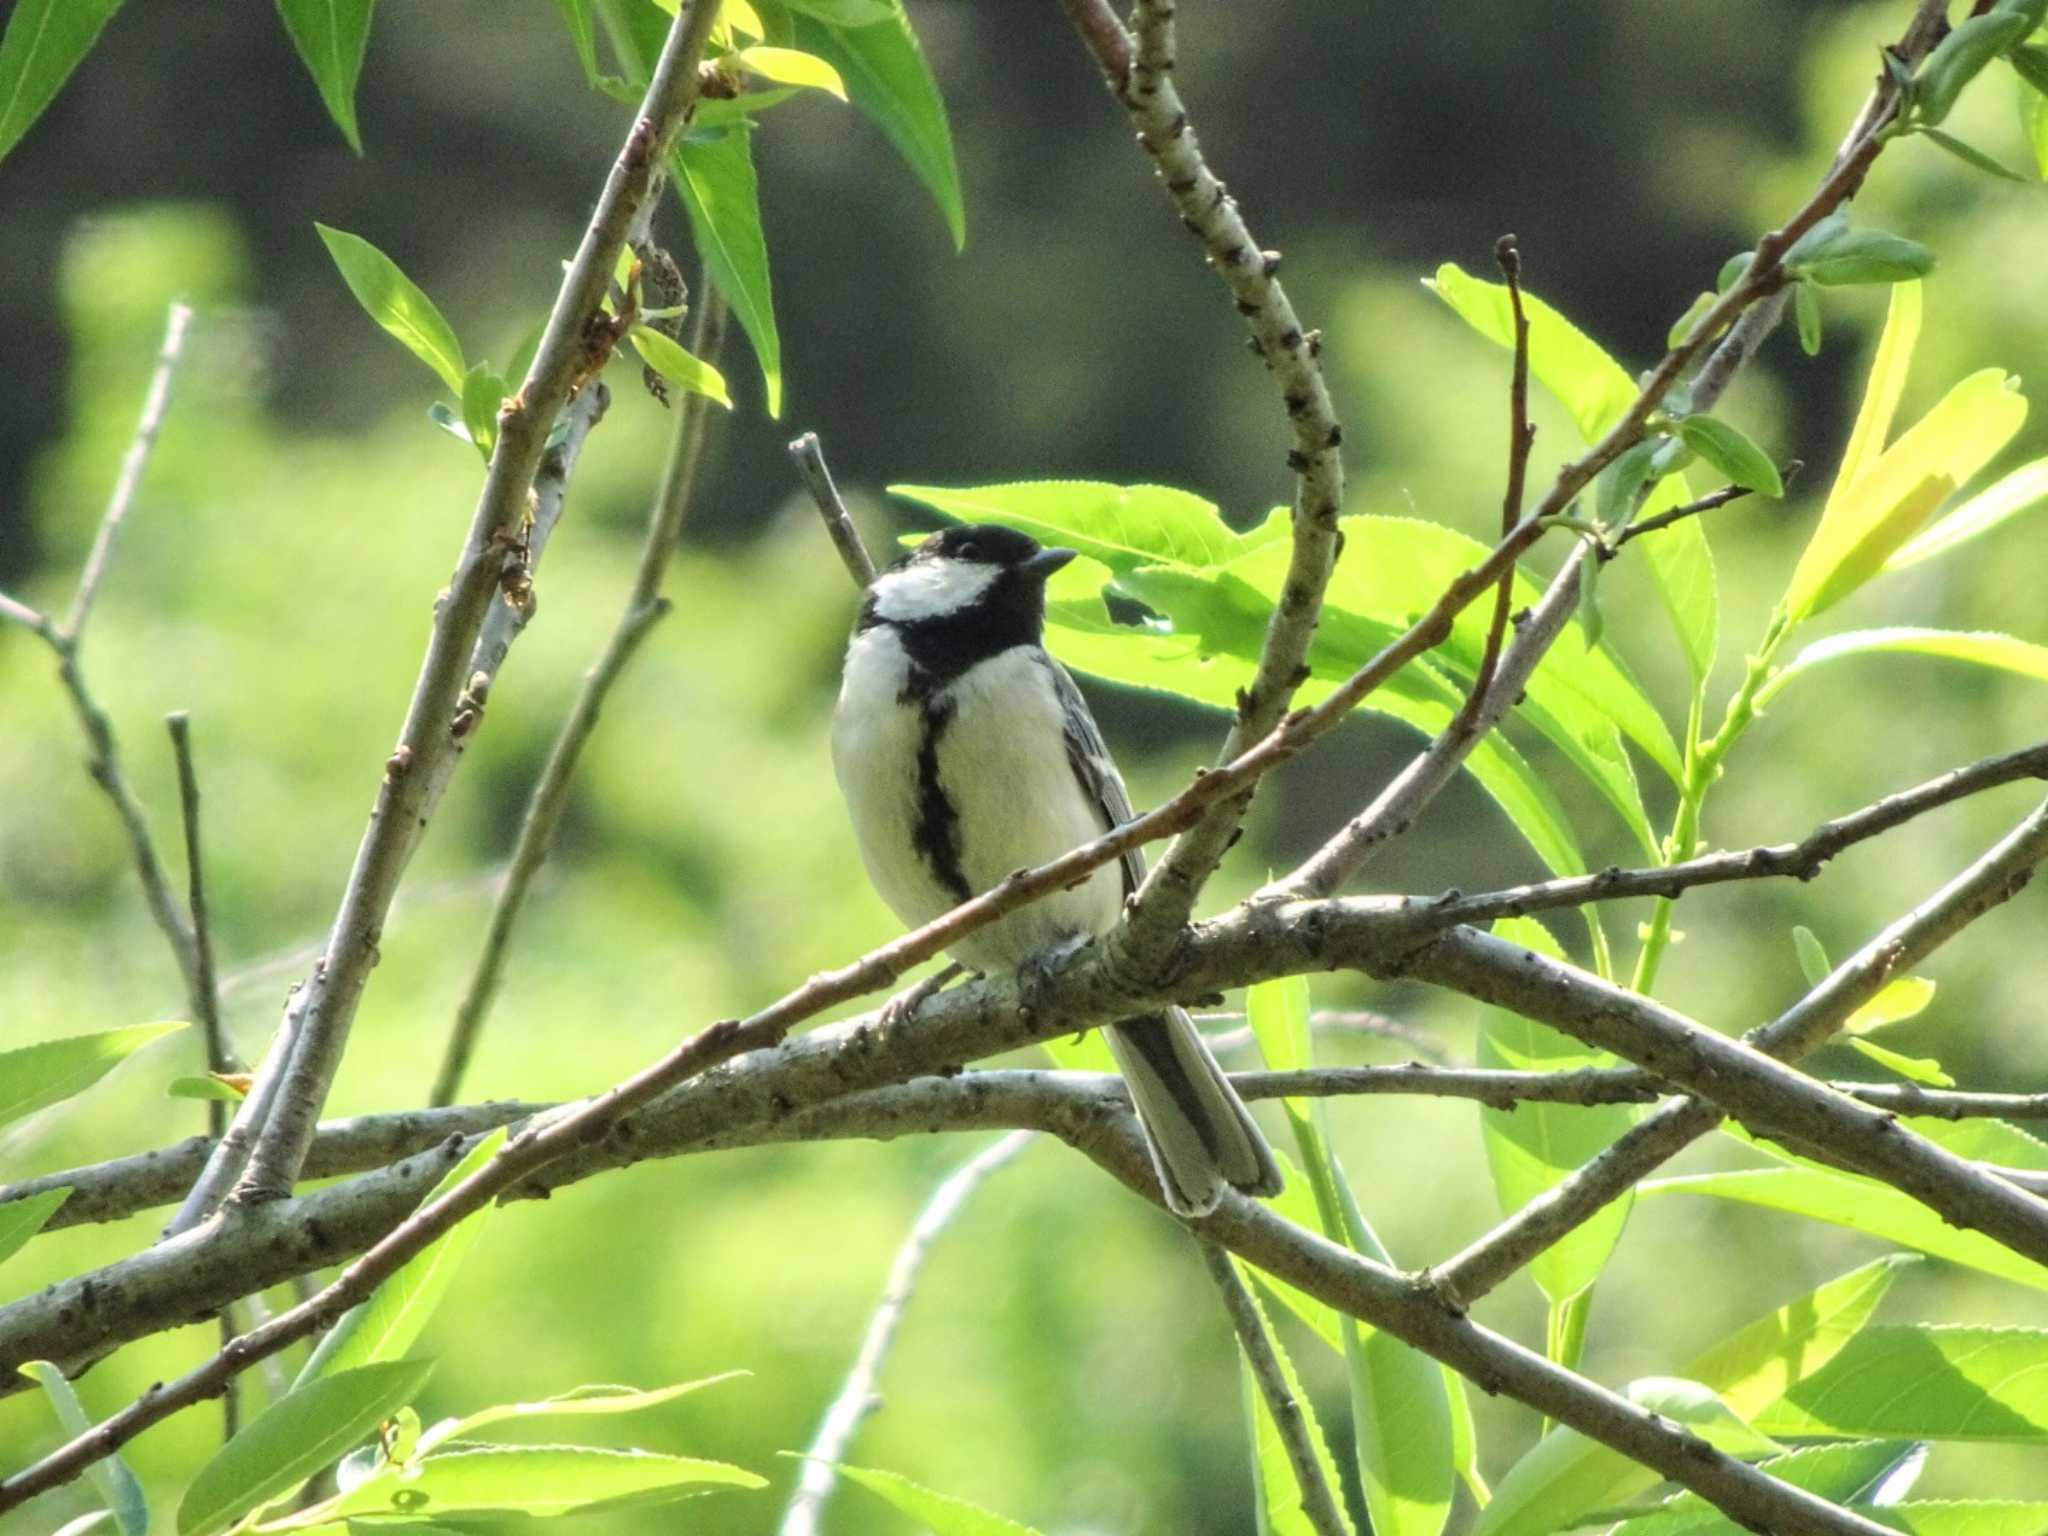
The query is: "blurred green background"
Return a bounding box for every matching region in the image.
[3,0,2046,1529]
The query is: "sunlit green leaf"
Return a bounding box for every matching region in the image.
[894,480,1287,574]
[1761,627,2048,706]
[417,1372,748,1453]
[316,224,468,394]
[1606,1440,1923,1536]
[779,0,898,22]
[2024,70,2048,177]
[19,1361,148,1536]
[326,1443,764,1520]
[179,1360,434,1535]
[629,325,733,408]
[1475,1258,1907,1535]
[460,363,506,457]
[0,1021,185,1131]
[298,1129,508,1387]
[0,0,124,164]
[1478,918,1642,1304]
[1756,1326,2048,1441]
[1889,459,2048,569]
[1849,1037,1955,1087]
[0,1187,68,1269]
[1787,364,2027,621]
[1845,975,1938,1034]
[675,125,781,415]
[274,0,376,153]
[1236,1276,1357,1536]
[1644,1166,2048,1292]
[165,1074,245,1102]
[731,42,844,98]
[1676,415,1783,497]
[817,1460,1045,1534]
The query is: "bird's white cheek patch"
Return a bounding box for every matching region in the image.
[869,560,1000,622]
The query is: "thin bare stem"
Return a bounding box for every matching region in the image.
[61,304,195,644]
[167,714,237,1113]
[1455,234,1532,731]
[430,286,730,1108]
[1199,1244,1351,1536]
[789,432,877,586]
[779,1132,1033,1536]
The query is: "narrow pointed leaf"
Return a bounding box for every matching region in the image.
[1889,459,2048,569]
[1836,278,1922,501]
[628,325,733,407]
[675,125,780,415]
[179,1360,433,1536]
[460,364,506,457]
[1478,918,1643,1304]
[0,0,124,163]
[418,1372,748,1453]
[316,224,468,393]
[1676,416,1783,497]
[552,0,597,82]
[328,1443,764,1520]
[2024,71,2048,177]
[298,1129,508,1387]
[1919,126,2030,181]
[1761,627,2048,706]
[274,0,376,153]
[19,1361,148,1536]
[0,1188,70,1268]
[818,1461,1045,1534]
[1795,280,1824,355]
[893,480,1285,573]
[732,43,845,97]
[1915,12,2032,125]
[1606,1440,1925,1536]
[792,5,963,248]
[0,1022,185,1131]
[1236,1273,1357,1536]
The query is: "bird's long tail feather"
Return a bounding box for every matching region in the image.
[1105,1009,1284,1217]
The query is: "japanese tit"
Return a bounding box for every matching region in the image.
[831,522,1283,1216]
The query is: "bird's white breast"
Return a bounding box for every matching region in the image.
[831,632,1124,975]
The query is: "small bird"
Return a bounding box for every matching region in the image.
[831,522,1283,1216]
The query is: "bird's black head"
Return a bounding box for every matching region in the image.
[856,522,1078,682]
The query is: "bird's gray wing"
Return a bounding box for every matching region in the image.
[1035,652,1147,899]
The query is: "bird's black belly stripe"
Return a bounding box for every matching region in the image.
[911,696,972,904]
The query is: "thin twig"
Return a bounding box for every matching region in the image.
[1611,478,1761,551]
[166,713,237,1111]
[1200,1008,1449,1063]
[201,2,726,1214]
[779,1132,1034,1536]
[1059,0,1347,973]
[61,305,195,643]
[1403,740,2048,929]
[430,286,730,1108]
[789,432,876,586]
[1199,1244,1351,1536]
[1455,233,1532,732]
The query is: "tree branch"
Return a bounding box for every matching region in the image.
[1058,0,1346,970]
[430,286,730,1108]
[789,431,877,586]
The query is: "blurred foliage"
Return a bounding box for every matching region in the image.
[4,1,2048,1531]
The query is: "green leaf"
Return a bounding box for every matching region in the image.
[731,43,845,97]
[1864,1502,2048,1536]
[327,1443,764,1520]
[1756,1325,2048,1441]
[1475,1258,1907,1536]
[1849,1037,1955,1088]
[1918,125,2031,181]
[1795,280,1823,356]
[1428,261,1718,677]
[1676,416,1783,497]
[0,0,123,164]
[1787,364,2027,620]
[460,363,506,458]
[0,1188,69,1269]
[1665,291,1719,350]
[19,1361,149,1536]
[1478,918,1644,1304]
[1888,458,2048,569]
[1607,1440,1925,1536]
[1792,924,1831,986]
[1846,975,1938,1034]
[1915,11,2033,126]
[1236,1275,1357,1536]
[178,1359,433,1536]
[315,224,468,394]
[1761,627,2048,706]
[297,1129,508,1388]
[165,1074,245,1102]
[552,0,598,82]
[273,0,376,153]
[789,7,964,246]
[674,125,781,415]
[416,1372,748,1453]
[627,326,733,407]
[778,0,898,22]
[1644,1166,2048,1293]
[1790,231,1939,287]
[818,1461,1045,1534]
[2015,42,2048,94]
[0,1021,185,1131]
[893,480,1287,575]
[2023,70,2048,177]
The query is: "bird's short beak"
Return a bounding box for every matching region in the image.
[1023,547,1078,579]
